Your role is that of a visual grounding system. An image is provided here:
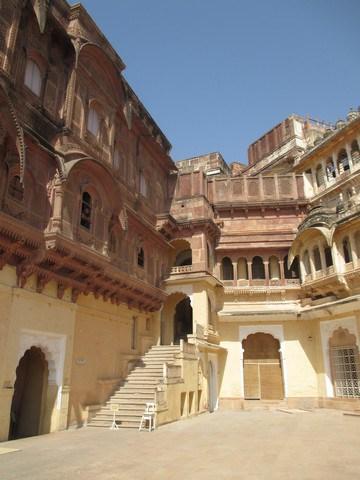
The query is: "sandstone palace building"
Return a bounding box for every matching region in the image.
[0,0,360,441]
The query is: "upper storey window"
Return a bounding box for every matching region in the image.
[24,59,42,96]
[8,175,24,201]
[113,148,121,170]
[137,247,145,268]
[80,192,92,230]
[87,108,100,137]
[140,171,147,197]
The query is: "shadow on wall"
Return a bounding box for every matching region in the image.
[9,347,57,440]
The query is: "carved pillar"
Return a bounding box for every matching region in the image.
[247,261,252,285]
[299,257,306,283]
[332,152,339,176]
[345,143,353,171]
[321,159,328,186]
[319,243,326,272]
[50,179,64,232]
[349,233,357,267]
[279,259,285,285]
[264,261,269,286]
[309,250,316,278]
[232,261,238,285]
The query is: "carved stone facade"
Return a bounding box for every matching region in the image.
[0,0,359,442]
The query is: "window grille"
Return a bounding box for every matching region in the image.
[87,108,100,136]
[331,346,360,397]
[24,59,42,96]
[8,175,24,201]
[80,192,92,229]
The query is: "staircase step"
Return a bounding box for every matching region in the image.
[89,345,180,429]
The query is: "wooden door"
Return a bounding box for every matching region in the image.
[243,333,284,400]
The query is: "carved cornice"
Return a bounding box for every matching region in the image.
[0,212,166,311]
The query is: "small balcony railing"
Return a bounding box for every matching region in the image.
[170,265,193,274]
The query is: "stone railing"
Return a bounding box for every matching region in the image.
[162,363,182,384]
[223,278,301,288]
[326,266,335,275]
[180,339,197,356]
[284,278,301,285]
[345,262,354,272]
[171,265,193,274]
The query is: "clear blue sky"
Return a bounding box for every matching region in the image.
[79,0,360,165]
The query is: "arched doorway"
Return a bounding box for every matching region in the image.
[9,347,49,440]
[174,297,193,344]
[242,333,284,400]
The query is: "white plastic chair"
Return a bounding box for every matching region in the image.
[139,402,156,432]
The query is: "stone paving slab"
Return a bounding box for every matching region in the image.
[0,410,359,480]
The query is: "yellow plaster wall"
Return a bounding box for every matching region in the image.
[0,266,76,441]
[69,294,156,427]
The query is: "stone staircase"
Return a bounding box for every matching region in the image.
[88,345,180,429]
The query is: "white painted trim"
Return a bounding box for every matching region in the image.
[239,325,288,398]
[17,329,67,410]
[320,317,359,397]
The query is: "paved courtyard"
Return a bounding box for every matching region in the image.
[0,409,359,480]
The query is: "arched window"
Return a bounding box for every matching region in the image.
[326,158,336,180]
[137,247,145,268]
[337,149,349,174]
[303,250,311,275]
[342,237,352,264]
[140,171,147,197]
[330,328,360,398]
[324,246,333,267]
[221,257,233,280]
[252,256,265,279]
[87,107,100,137]
[351,140,360,164]
[313,247,322,271]
[175,249,192,266]
[284,255,299,279]
[108,229,117,255]
[237,257,248,280]
[113,148,121,170]
[80,192,92,229]
[24,59,42,96]
[269,256,280,280]
[8,175,24,201]
[315,164,325,188]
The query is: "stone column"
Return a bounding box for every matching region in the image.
[299,257,306,283]
[319,243,326,272]
[345,143,353,172]
[279,259,285,285]
[321,159,328,186]
[332,152,339,176]
[264,261,269,285]
[349,233,357,267]
[309,250,316,278]
[247,261,253,285]
[232,261,238,285]
[50,180,64,232]
[310,168,318,195]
